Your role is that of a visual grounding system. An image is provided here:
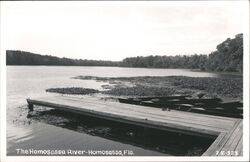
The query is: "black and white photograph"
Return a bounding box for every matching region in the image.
[0,0,249,162]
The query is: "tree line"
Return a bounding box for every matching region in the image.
[6,33,243,72]
[6,51,120,66]
[120,33,243,72]
[120,54,208,70]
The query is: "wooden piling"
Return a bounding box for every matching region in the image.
[27,100,34,111]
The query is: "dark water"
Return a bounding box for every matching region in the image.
[7,66,237,156]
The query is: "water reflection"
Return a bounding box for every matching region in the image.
[7,124,34,143]
[26,105,215,156]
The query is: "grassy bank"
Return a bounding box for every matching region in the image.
[46,75,242,101]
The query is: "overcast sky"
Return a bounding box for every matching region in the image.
[2,1,246,61]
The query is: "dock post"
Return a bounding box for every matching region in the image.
[27,101,34,111]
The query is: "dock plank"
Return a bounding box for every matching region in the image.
[27,95,243,156]
[235,136,243,156]
[27,97,219,137]
[28,96,234,133]
[53,99,231,132]
[60,95,237,121]
[50,96,237,131]
[221,121,242,152]
[202,119,243,156]
[202,132,227,156]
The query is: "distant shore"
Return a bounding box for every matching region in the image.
[7,34,243,73]
[46,75,243,101]
[190,69,243,76]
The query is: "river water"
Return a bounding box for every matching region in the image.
[6,66,239,156]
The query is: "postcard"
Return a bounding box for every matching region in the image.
[0,0,249,162]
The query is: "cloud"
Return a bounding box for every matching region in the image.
[2,1,246,61]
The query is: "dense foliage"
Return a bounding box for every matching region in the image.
[6,51,119,66]
[121,34,243,72]
[205,33,243,72]
[6,33,243,72]
[120,54,208,69]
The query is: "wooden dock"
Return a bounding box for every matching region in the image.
[26,95,243,156]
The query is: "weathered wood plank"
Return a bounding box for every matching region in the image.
[39,96,236,131]
[202,132,227,156]
[220,121,243,152]
[29,96,236,133]
[61,98,231,128]
[27,99,220,138]
[62,95,237,121]
[55,95,237,123]
[234,136,243,156]
[118,97,242,118]
[129,95,191,100]
[204,119,243,156]
[27,96,243,156]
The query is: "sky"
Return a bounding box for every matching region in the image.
[1,1,247,61]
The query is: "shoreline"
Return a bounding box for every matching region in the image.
[7,65,243,74]
[190,69,243,76]
[46,75,243,101]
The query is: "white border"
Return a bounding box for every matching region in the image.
[1,1,249,162]
[1,0,7,161]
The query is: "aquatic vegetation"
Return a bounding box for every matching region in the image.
[46,87,99,95]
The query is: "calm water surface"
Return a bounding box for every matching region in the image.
[7,66,237,156]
